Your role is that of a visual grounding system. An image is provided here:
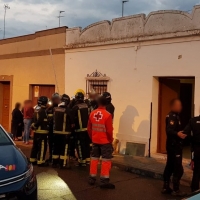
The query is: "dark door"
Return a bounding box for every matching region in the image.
[2,83,10,131]
[157,78,180,153]
[32,85,55,106]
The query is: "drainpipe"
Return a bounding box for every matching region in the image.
[148,102,153,158]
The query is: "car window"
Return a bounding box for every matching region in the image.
[0,127,12,145]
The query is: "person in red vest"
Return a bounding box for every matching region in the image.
[87,95,115,189]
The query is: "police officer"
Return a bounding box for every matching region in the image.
[46,93,60,163]
[102,92,115,119]
[52,94,74,168]
[88,95,115,189]
[183,111,200,192]
[30,96,49,166]
[162,98,187,197]
[72,92,90,166]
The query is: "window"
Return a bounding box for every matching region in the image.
[86,70,110,96]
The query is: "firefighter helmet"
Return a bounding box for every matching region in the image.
[102,92,112,104]
[74,89,85,96]
[61,94,70,105]
[75,92,84,101]
[37,96,48,106]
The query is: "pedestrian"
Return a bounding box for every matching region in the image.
[102,92,115,119]
[162,98,187,197]
[52,94,74,168]
[30,96,49,166]
[46,93,61,163]
[87,95,115,189]
[23,100,34,144]
[11,103,23,141]
[183,109,200,192]
[72,92,90,167]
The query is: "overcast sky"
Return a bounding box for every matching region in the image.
[0,0,200,39]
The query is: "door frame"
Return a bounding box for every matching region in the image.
[0,75,13,132]
[156,76,195,154]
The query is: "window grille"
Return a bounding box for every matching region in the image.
[86,70,110,96]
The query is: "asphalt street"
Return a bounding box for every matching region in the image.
[19,145,190,200]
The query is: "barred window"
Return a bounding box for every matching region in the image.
[86,70,110,96]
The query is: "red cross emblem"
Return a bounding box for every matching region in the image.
[94,111,103,122]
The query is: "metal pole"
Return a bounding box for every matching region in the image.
[122,1,124,17]
[149,102,153,158]
[59,12,60,27]
[3,6,6,39]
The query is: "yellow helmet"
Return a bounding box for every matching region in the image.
[75,89,85,96]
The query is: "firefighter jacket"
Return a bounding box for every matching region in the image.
[32,106,48,134]
[87,107,113,144]
[72,102,89,132]
[184,116,200,145]
[166,111,182,148]
[53,104,74,134]
[46,105,58,129]
[106,103,115,119]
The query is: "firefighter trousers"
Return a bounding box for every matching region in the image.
[52,134,71,167]
[30,133,48,165]
[76,131,90,165]
[48,128,54,161]
[89,143,113,183]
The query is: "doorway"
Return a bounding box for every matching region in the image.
[157,77,195,158]
[0,82,10,131]
[31,85,55,106]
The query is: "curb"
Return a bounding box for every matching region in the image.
[112,161,163,180]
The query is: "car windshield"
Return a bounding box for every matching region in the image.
[0,127,12,145]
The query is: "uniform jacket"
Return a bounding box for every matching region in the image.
[87,107,113,144]
[72,101,89,132]
[46,105,58,130]
[184,116,200,145]
[53,104,74,134]
[32,106,48,134]
[166,111,182,147]
[106,103,115,119]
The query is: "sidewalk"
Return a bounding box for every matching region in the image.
[15,141,193,186]
[112,154,193,186]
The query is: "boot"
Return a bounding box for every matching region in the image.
[100,178,115,189]
[88,177,96,186]
[171,190,186,197]
[161,181,173,194]
[172,178,186,197]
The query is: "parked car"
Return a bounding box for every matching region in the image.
[0,125,37,200]
[183,190,200,200]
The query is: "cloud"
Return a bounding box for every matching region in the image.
[0,0,199,39]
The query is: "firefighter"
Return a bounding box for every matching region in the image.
[162,99,187,197]
[46,93,60,163]
[72,92,90,166]
[88,95,115,189]
[183,111,200,192]
[52,94,74,168]
[102,92,115,119]
[30,96,49,166]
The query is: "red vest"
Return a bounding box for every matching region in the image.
[87,107,113,144]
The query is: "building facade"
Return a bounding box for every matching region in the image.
[0,27,67,131]
[65,5,200,156]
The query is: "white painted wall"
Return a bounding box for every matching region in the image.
[65,38,200,155]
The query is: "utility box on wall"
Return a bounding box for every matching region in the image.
[125,142,146,157]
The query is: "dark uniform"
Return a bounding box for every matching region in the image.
[30,96,48,166]
[85,99,98,113]
[46,93,60,162]
[52,94,74,168]
[102,92,115,119]
[72,92,90,166]
[184,116,200,192]
[163,112,183,193]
